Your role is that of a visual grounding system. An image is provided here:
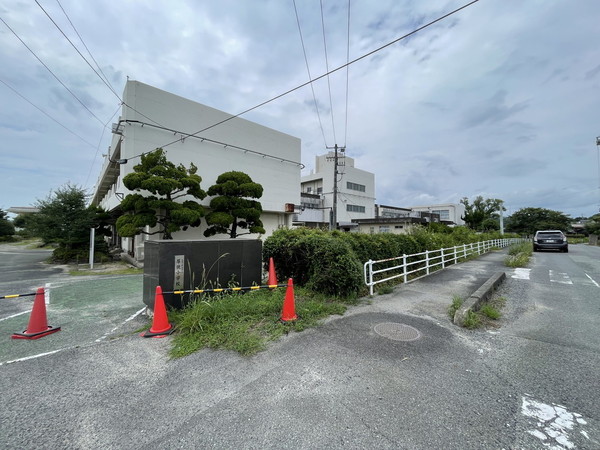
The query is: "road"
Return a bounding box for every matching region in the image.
[0,244,598,449]
[490,244,600,449]
[0,243,64,318]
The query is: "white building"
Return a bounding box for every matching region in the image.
[298,152,375,228]
[92,81,301,259]
[409,203,465,226]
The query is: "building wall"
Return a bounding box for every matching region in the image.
[300,152,375,225]
[409,203,465,225]
[93,81,301,256]
[355,222,419,235]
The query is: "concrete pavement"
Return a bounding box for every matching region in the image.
[1,249,520,449]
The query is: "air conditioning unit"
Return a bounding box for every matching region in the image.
[284,203,295,213]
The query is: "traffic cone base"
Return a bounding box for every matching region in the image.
[142,285,174,338]
[280,278,298,322]
[141,326,174,338]
[12,326,61,340]
[11,287,61,340]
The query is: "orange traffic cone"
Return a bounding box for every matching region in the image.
[268,257,278,287]
[12,287,61,340]
[142,286,174,338]
[280,278,298,322]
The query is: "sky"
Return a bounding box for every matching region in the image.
[1,0,599,219]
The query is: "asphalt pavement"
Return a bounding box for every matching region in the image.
[1,245,598,449]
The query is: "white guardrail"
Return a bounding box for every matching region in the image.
[363,238,527,296]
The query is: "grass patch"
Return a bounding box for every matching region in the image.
[377,285,394,295]
[69,266,142,276]
[479,303,501,320]
[169,286,352,358]
[504,242,532,268]
[463,310,481,329]
[447,294,463,319]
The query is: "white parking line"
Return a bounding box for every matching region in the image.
[512,268,531,280]
[0,348,66,366]
[549,270,573,285]
[585,273,600,288]
[95,307,146,342]
[0,310,30,322]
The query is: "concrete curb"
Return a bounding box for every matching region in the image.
[453,271,506,327]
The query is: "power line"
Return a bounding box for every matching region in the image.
[343,0,351,148]
[0,76,97,148]
[292,0,328,148]
[35,0,165,128]
[319,0,337,144]
[158,0,480,150]
[0,15,107,127]
[84,104,122,189]
[54,0,117,95]
[35,0,120,100]
[120,120,304,168]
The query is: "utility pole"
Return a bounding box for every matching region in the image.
[326,144,345,230]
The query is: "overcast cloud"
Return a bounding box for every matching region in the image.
[1,0,599,218]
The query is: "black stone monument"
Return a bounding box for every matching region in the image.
[143,239,262,310]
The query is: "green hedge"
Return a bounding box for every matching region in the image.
[263,227,516,297]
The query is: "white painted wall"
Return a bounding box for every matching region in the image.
[409,203,466,225]
[301,152,375,224]
[93,81,301,255]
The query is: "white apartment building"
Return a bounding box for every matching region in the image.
[298,152,375,228]
[409,203,465,226]
[92,81,301,259]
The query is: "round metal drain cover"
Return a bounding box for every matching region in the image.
[374,322,421,341]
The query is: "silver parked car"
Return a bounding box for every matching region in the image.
[533,230,568,253]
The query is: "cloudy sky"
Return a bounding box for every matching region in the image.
[1,0,599,219]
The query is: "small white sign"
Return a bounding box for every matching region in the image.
[174,255,185,290]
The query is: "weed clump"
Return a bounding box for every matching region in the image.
[448,295,464,319]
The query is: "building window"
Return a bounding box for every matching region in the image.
[394,225,403,229]
[346,181,366,192]
[432,209,450,220]
[317,187,323,194]
[369,227,375,234]
[346,204,365,213]
[379,226,390,233]
[306,187,312,193]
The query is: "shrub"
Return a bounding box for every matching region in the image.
[263,228,362,297]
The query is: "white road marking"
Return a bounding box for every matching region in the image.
[512,268,531,280]
[0,310,30,322]
[549,270,573,285]
[0,348,66,366]
[95,307,146,342]
[521,394,592,449]
[585,273,600,288]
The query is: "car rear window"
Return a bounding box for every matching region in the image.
[537,232,563,238]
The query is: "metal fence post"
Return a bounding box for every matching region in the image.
[425,250,430,275]
[364,260,374,296]
[403,254,408,283]
[441,248,445,268]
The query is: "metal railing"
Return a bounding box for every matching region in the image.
[363,238,527,296]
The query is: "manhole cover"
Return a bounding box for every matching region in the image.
[374,322,421,341]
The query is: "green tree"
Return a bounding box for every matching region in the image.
[28,184,110,261]
[204,171,265,238]
[117,149,206,240]
[0,208,15,239]
[506,207,571,235]
[460,196,505,231]
[584,213,600,235]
